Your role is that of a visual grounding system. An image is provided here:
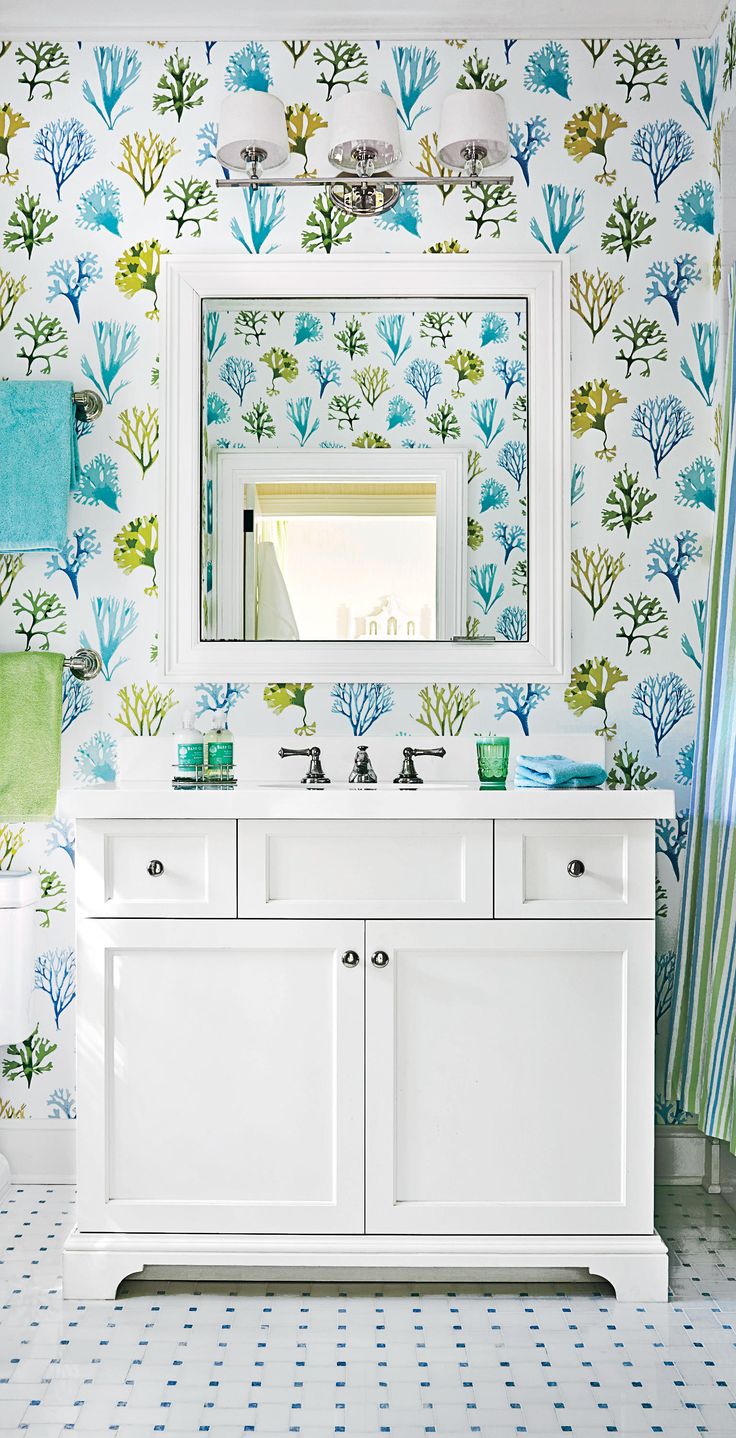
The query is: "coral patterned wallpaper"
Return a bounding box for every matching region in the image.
[0,29,727,1127]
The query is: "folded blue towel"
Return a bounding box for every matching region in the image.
[0,381,79,552]
[514,753,608,789]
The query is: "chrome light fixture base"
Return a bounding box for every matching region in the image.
[328,173,401,217]
[328,144,401,217]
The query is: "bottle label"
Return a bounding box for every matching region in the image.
[178,741,204,770]
[208,741,233,768]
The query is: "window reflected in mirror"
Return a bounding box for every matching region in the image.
[201,297,528,643]
[250,482,437,642]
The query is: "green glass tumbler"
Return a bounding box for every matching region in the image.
[476,735,510,790]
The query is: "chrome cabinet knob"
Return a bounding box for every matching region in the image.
[567,859,585,878]
[371,951,390,968]
[147,859,165,877]
[341,950,360,968]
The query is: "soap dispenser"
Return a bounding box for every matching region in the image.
[174,713,204,778]
[204,717,234,775]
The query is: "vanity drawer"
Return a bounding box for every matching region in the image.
[77,820,237,918]
[237,820,494,918]
[494,820,654,920]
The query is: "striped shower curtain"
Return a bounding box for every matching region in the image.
[666,270,736,1144]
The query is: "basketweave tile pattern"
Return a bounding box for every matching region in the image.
[5,1185,736,1433]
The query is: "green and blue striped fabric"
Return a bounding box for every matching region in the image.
[666,270,736,1144]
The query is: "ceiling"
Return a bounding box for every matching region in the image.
[0,0,723,40]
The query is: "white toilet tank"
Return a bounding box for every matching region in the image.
[0,869,40,1045]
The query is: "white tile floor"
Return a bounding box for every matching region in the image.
[3,1187,736,1435]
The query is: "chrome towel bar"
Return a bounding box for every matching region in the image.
[64,648,102,680]
[74,389,103,422]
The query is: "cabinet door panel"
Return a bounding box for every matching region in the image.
[365,920,653,1237]
[78,919,364,1234]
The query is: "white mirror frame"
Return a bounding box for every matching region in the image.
[161,253,570,683]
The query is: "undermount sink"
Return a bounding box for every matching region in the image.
[253,779,478,790]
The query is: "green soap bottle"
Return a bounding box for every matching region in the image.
[174,712,204,777]
[205,718,234,775]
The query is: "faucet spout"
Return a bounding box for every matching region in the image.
[349,746,377,784]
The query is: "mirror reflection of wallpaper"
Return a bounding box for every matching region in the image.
[202,298,528,640]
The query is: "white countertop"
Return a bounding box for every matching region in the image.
[61,781,675,821]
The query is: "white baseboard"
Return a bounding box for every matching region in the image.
[0,1121,76,1184]
[654,1124,706,1186]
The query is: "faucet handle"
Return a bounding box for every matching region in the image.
[393,745,446,785]
[278,745,330,785]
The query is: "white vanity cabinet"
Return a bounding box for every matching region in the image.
[64,787,673,1302]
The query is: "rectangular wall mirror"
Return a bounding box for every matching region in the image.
[162,255,569,683]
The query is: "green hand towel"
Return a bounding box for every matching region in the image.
[0,651,64,820]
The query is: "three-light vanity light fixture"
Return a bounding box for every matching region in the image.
[216,87,512,216]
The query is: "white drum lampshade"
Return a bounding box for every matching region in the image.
[437,91,509,169]
[328,88,401,171]
[217,92,289,171]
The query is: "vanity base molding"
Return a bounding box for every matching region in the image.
[62,1228,669,1304]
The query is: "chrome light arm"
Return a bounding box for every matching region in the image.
[216,173,513,190]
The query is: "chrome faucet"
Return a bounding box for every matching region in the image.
[349,745,377,784]
[278,746,330,785]
[393,745,446,785]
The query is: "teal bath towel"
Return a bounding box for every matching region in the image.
[514,753,608,789]
[0,651,65,821]
[0,381,79,552]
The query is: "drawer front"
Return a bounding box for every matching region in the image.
[494,820,654,919]
[77,820,237,918]
[238,820,494,918]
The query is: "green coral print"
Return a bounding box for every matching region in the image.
[261,347,298,394]
[0,823,25,870]
[115,681,177,735]
[115,240,167,318]
[153,49,207,121]
[113,516,158,595]
[565,657,628,740]
[263,682,316,736]
[571,379,627,461]
[413,683,480,735]
[2,1024,57,1087]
